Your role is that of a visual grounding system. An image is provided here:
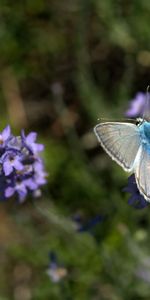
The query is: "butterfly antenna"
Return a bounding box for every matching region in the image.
[143,85,150,120]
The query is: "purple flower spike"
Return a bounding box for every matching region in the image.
[125,92,146,118]
[0,125,47,202]
[123,174,149,209]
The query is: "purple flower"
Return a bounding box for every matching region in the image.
[123,174,149,209]
[24,178,38,190]
[5,179,27,202]
[125,92,146,118]
[1,151,23,176]
[21,130,44,155]
[5,176,39,203]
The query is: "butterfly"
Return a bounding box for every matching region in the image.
[94,115,150,202]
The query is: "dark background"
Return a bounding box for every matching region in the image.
[0,1,150,299]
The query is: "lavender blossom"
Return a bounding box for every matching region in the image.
[123,174,148,209]
[1,151,23,176]
[0,125,47,202]
[125,92,146,118]
[5,179,28,202]
[21,130,44,155]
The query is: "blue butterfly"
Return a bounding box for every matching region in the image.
[94,114,150,202]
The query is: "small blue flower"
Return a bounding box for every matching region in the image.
[125,92,146,118]
[46,252,67,283]
[123,174,149,209]
[73,213,104,233]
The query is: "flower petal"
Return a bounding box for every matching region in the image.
[5,187,15,198]
[14,160,23,171]
[25,178,38,190]
[26,132,37,144]
[2,125,11,140]
[36,143,44,152]
[3,161,13,176]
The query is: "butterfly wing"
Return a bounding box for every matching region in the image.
[94,122,141,172]
[134,146,150,201]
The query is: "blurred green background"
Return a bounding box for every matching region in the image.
[0,1,150,299]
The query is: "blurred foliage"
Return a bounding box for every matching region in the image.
[0,0,150,299]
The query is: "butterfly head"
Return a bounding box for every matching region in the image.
[136,118,144,126]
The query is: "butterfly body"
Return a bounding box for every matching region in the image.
[94,118,150,202]
[139,121,150,148]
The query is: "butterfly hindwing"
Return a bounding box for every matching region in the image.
[94,122,141,172]
[135,145,150,202]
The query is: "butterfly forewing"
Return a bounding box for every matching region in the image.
[94,122,141,171]
[135,146,150,202]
